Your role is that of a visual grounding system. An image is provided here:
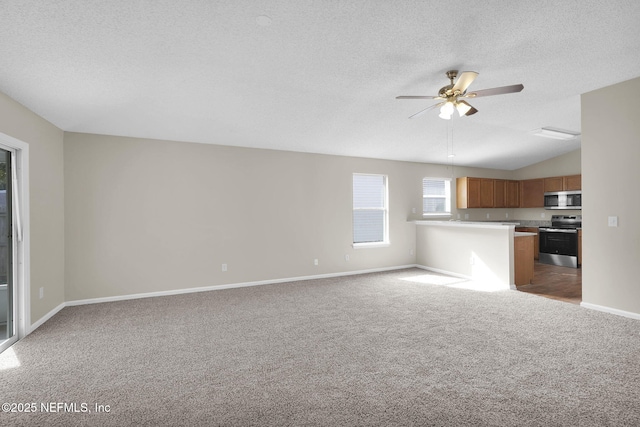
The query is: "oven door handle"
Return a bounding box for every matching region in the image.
[540,228,578,233]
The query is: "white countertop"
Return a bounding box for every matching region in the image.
[514,232,537,237]
[412,220,519,230]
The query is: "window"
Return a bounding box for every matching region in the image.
[352,174,388,246]
[423,177,451,216]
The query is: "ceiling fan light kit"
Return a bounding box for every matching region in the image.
[455,101,472,117]
[439,101,455,119]
[397,69,524,119]
[437,100,472,120]
[532,128,580,140]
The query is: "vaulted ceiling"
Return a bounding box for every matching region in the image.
[1,1,639,169]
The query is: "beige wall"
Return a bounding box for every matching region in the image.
[581,77,640,314]
[64,133,526,301]
[64,133,420,300]
[0,92,65,325]
[512,149,582,180]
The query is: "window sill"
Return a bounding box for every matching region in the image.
[353,242,390,249]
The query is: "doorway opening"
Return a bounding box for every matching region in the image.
[0,149,13,343]
[0,133,29,355]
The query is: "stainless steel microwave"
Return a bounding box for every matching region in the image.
[544,191,582,210]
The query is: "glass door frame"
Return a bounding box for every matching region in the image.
[0,132,30,354]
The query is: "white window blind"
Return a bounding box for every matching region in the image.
[353,174,388,244]
[423,178,451,216]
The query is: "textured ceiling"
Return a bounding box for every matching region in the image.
[1,1,639,170]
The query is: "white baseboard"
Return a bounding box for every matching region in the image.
[28,302,66,335]
[66,264,419,307]
[28,269,640,334]
[580,302,640,320]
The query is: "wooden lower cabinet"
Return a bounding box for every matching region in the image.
[514,235,535,286]
[515,227,539,259]
[578,229,582,265]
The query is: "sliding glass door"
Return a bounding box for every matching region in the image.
[0,148,14,348]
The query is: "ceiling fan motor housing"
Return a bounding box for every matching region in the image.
[438,84,454,98]
[439,70,463,98]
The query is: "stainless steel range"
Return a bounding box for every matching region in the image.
[539,215,582,268]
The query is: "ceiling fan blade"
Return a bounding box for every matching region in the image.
[457,100,478,116]
[409,102,444,119]
[464,84,524,98]
[452,71,478,93]
[396,95,442,99]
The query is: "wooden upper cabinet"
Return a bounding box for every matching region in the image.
[544,174,582,192]
[467,178,481,207]
[506,180,520,208]
[493,179,506,208]
[480,179,494,208]
[495,179,520,208]
[544,176,564,192]
[457,175,578,209]
[457,177,498,208]
[520,179,545,208]
[457,177,479,208]
[564,174,582,190]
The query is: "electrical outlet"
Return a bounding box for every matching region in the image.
[608,216,618,227]
[469,256,475,265]
[345,254,350,261]
[411,207,416,214]
[39,287,44,299]
[506,213,509,218]
[410,249,414,256]
[465,213,469,219]
[221,263,227,272]
[314,259,318,266]
[541,212,546,218]
[486,213,490,219]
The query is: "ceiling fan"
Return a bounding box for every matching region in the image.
[396,70,524,119]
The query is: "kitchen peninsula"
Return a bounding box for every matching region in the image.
[414,221,535,289]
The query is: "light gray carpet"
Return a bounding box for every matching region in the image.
[1,268,639,426]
